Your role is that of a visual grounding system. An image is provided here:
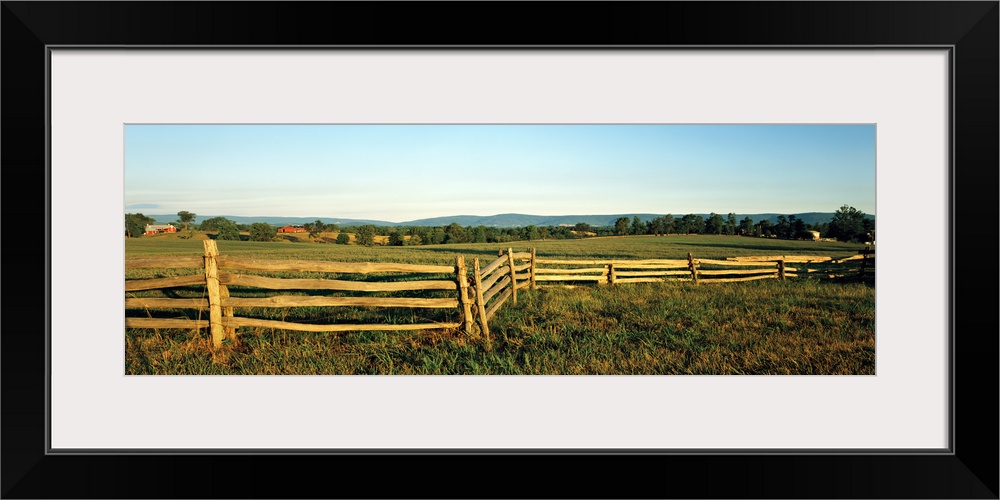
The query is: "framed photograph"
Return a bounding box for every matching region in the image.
[4,2,996,498]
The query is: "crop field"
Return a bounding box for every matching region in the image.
[125,235,875,375]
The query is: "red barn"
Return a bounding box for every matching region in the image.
[144,224,177,235]
[278,225,307,233]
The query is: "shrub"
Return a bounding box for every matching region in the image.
[216,220,241,241]
[249,222,277,242]
[388,230,404,246]
[199,216,232,232]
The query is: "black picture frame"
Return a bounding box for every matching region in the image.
[3,2,997,498]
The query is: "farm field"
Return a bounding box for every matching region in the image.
[125,235,875,375]
[127,232,868,262]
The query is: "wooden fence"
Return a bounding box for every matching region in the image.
[470,248,535,343]
[126,240,474,347]
[533,247,874,286]
[723,246,875,280]
[125,243,872,349]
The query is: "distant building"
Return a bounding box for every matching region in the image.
[808,230,821,241]
[278,225,307,233]
[144,223,177,235]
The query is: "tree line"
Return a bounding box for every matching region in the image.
[125,212,282,242]
[610,205,872,243]
[125,205,874,245]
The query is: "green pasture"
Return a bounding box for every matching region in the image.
[126,233,867,263]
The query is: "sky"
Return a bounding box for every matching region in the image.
[124,124,876,222]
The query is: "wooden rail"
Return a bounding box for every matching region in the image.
[468,247,872,337]
[534,250,874,286]
[470,248,536,345]
[725,246,875,279]
[125,240,472,348]
[126,244,872,350]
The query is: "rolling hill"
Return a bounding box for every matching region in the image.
[142,212,873,228]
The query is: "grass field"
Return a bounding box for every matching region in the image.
[125,235,875,375]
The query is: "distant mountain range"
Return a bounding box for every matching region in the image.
[143,212,873,228]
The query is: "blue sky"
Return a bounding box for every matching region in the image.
[124,124,876,222]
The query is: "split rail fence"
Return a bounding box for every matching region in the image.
[125,241,873,348]
[533,246,874,286]
[126,240,473,348]
[470,248,534,343]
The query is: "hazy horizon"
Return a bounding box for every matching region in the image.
[125,124,876,221]
[131,210,873,226]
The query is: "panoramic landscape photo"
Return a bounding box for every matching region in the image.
[124,124,876,375]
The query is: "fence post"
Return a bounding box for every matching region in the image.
[608,263,617,285]
[778,259,786,280]
[203,240,225,348]
[858,245,870,277]
[473,258,491,347]
[687,252,698,283]
[506,247,517,305]
[529,247,537,290]
[219,284,237,340]
[455,255,475,336]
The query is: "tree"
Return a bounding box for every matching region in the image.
[472,226,488,243]
[662,214,674,235]
[726,213,738,236]
[614,217,630,236]
[792,218,809,240]
[215,219,241,241]
[827,205,868,243]
[705,213,725,235]
[306,220,325,239]
[428,227,446,245]
[388,229,404,246]
[176,211,196,231]
[631,216,645,236]
[678,214,698,234]
[647,217,665,236]
[125,213,156,238]
[356,225,376,246]
[758,219,773,236]
[784,215,799,239]
[863,218,876,243]
[408,227,429,245]
[573,222,592,233]
[336,232,351,245]
[775,215,791,239]
[739,216,755,236]
[443,223,468,244]
[199,216,232,232]
[523,225,540,241]
[249,222,276,242]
